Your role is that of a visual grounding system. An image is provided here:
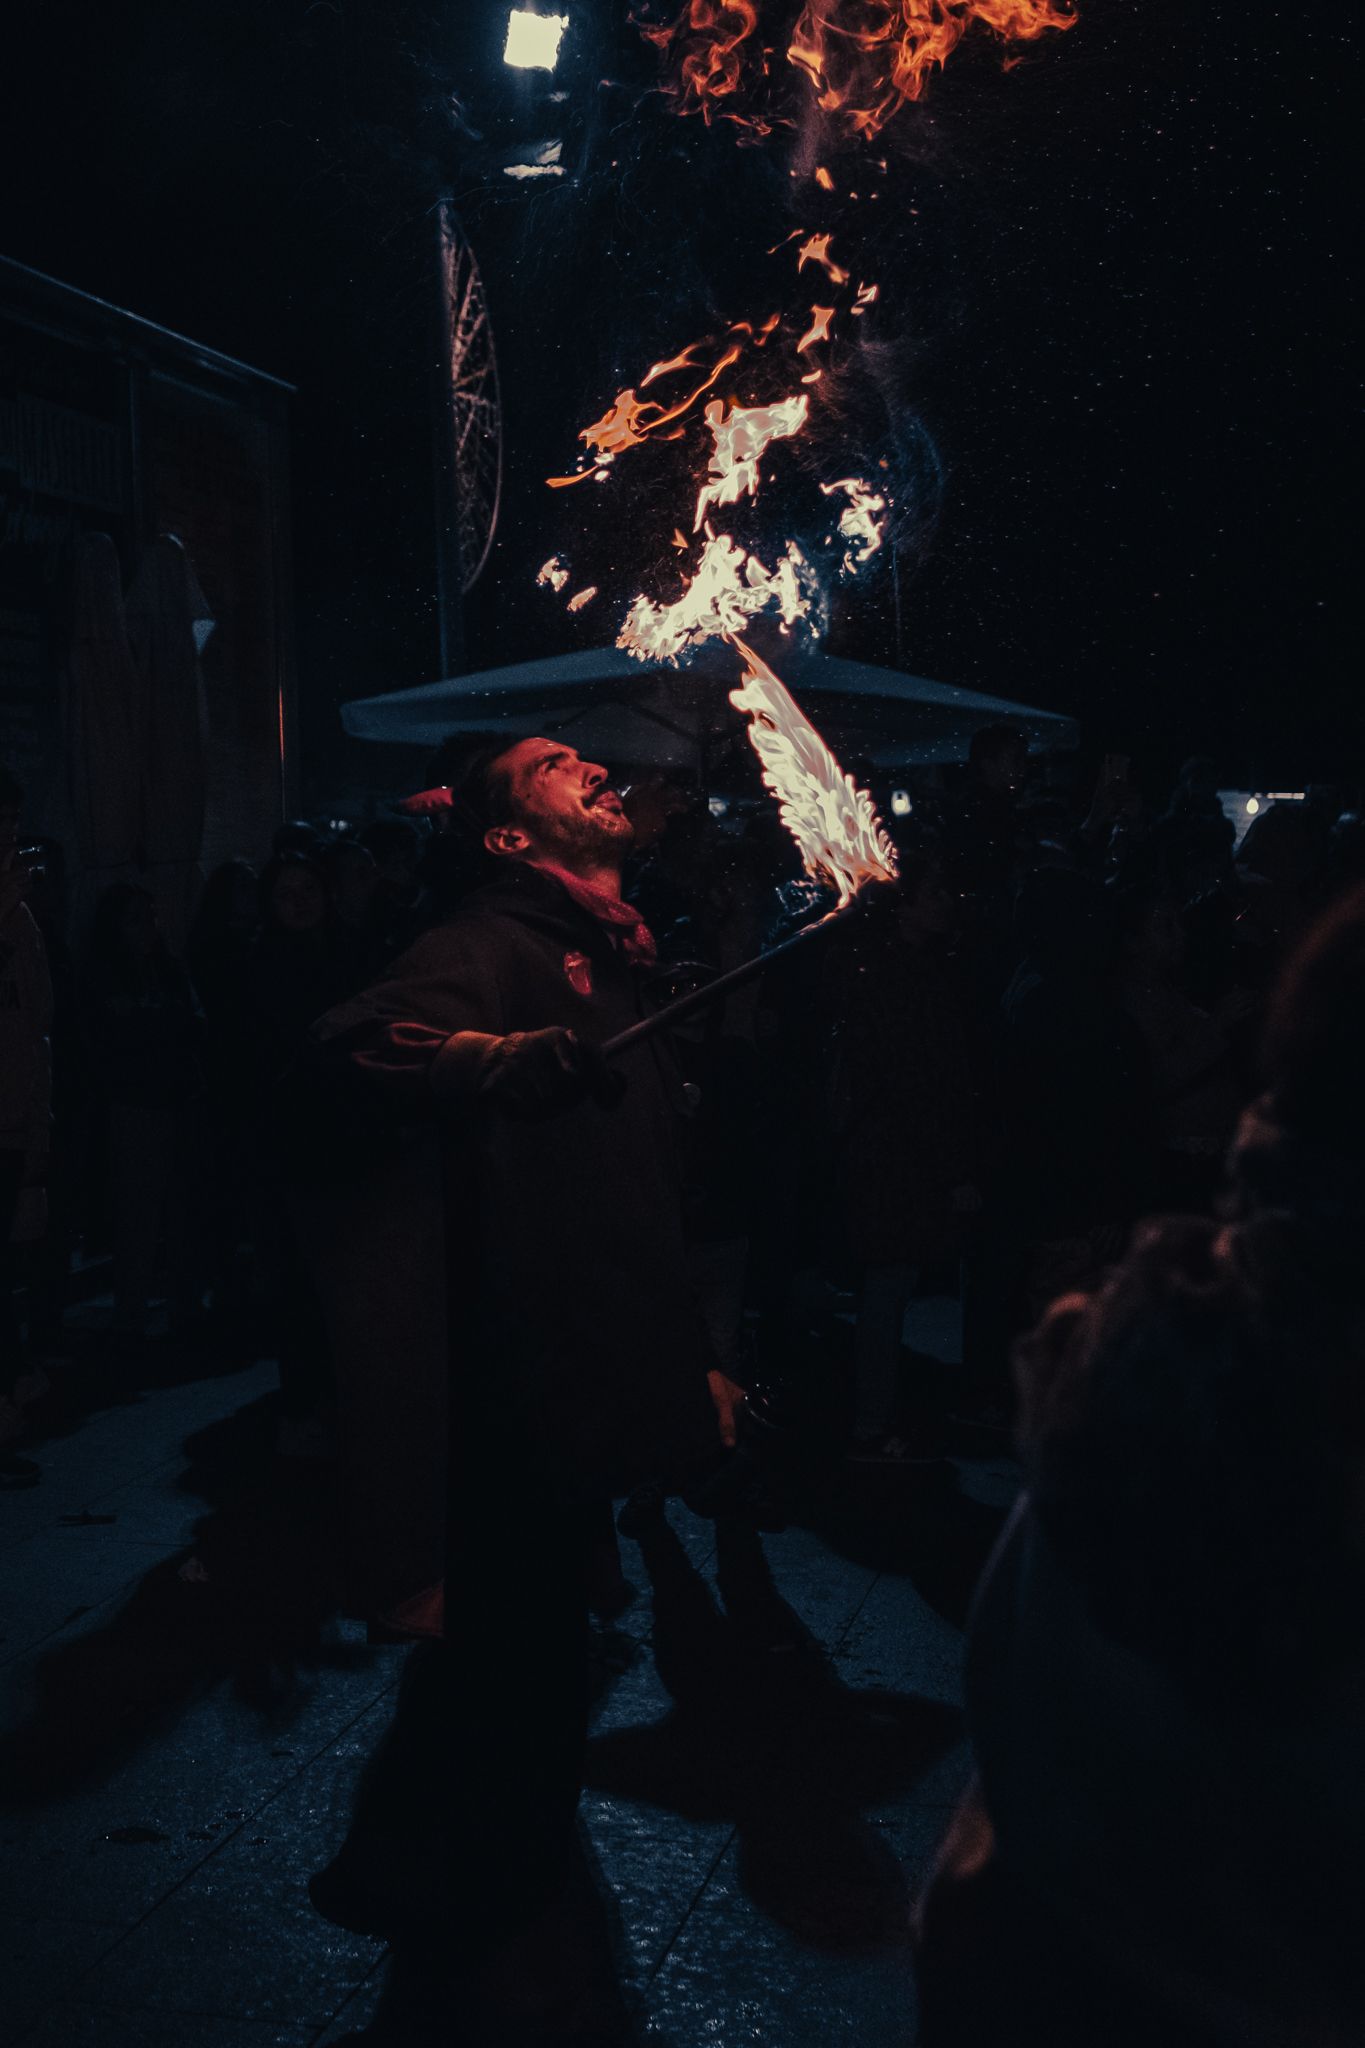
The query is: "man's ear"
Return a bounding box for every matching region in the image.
[485,822,531,859]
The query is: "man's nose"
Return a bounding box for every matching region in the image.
[583,762,607,790]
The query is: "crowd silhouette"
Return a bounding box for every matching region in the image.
[3,730,1364,2046]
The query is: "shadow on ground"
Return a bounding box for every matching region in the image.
[0,1387,377,1804]
[586,1517,961,1953]
[343,1831,647,2048]
[805,1459,1013,1633]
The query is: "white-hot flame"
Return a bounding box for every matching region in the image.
[729,636,898,907]
[542,262,897,908]
[619,531,815,662]
[820,476,888,573]
[694,394,810,527]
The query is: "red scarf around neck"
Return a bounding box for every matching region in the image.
[532,862,657,966]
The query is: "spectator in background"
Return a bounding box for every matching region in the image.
[247,853,351,1446]
[1074,752,1146,875]
[248,854,348,1084]
[323,838,389,984]
[1001,867,1152,1322]
[84,883,201,1340]
[188,860,260,1325]
[826,849,985,1460]
[939,722,1031,996]
[188,858,258,1032]
[1323,806,1365,903]
[1157,812,1256,1018]
[21,837,79,1365]
[1162,754,1225,826]
[0,767,52,1482]
[1109,875,1248,1211]
[1237,801,1329,958]
[273,818,327,860]
[360,817,426,953]
[917,883,1365,2048]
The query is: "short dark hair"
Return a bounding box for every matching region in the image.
[449,740,520,837]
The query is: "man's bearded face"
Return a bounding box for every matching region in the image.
[495,739,634,863]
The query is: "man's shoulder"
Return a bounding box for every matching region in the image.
[436,864,597,944]
[412,870,545,941]
[388,868,574,976]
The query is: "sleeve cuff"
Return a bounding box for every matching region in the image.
[428,1030,499,1108]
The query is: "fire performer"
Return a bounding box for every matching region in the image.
[306,735,746,1957]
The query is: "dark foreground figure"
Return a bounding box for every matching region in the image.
[918,883,1365,2048]
[303,738,740,2039]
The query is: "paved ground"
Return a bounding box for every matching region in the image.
[0,1304,1014,2047]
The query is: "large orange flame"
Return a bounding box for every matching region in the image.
[640,0,770,132]
[729,636,898,906]
[647,0,1074,138]
[546,339,744,486]
[536,2,1075,907]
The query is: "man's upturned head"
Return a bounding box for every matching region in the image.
[461,738,633,871]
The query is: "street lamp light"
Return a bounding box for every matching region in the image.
[503,9,568,71]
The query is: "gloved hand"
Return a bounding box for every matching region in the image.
[475,1027,618,1120]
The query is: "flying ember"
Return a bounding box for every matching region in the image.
[797,233,850,285]
[796,305,836,354]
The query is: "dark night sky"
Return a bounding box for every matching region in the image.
[1,0,1355,798]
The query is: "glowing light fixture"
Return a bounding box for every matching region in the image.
[891,789,912,817]
[503,9,568,70]
[1245,796,1260,816]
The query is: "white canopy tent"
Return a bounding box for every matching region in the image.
[340,640,1077,774]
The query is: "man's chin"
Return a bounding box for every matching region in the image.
[589,808,634,847]
[539,810,635,862]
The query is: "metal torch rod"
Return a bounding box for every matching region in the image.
[604,900,863,1058]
